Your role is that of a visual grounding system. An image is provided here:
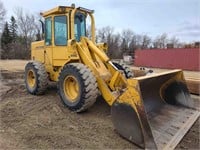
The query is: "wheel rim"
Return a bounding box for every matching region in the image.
[63,75,79,102]
[27,70,36,88]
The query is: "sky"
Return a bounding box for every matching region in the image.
[2,0,200,42]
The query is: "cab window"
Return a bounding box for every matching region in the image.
[45,17,52,46]
[54,15,67,45]
[74,13,86,41]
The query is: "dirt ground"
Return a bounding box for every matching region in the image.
[0,60,199,149]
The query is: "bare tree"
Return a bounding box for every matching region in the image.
[97,26,114,43]
[129,34,143,51]
[108,33,122,58]
[141,34,151,49]
[97,26,114,53]
[120,29,134,53]
[12,8,42,59]
[112,33,121,57]
[153,33,168,48]
[14,7,39,50]
[169,36,179,48]
[97,26,124,58]
[0,0,6,33]
[160,33,168,48]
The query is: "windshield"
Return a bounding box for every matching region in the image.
[54,15,67,45]
[74,12,86,41]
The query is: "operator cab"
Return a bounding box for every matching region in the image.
[41,5,94,46]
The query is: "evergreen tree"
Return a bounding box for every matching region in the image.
[1,22,12,48]
[9,16,18,43]
[1,22,12,58]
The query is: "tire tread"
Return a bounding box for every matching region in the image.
[58,63,98,112]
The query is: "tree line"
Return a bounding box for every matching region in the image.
[0,0,41,59]
[0,1,194,59]
[95,26,183,58]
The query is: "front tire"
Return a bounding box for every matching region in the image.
[58,63,98,112]
[25,61,48,95]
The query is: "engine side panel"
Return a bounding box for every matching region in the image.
[31,40,45,63]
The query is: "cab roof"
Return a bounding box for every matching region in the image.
[41,5,94,17]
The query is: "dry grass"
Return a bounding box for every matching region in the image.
[0,60,28,72]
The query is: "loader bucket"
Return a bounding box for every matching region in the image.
[111,70,200,149]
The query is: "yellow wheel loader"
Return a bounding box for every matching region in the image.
[25,5,199,149]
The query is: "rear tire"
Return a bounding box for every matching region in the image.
[25,61,48,95]
[58,63,98,112]
[113,62,134,78]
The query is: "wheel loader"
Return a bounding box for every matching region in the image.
[25,5,200,149]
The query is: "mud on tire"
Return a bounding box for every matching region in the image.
[25,61,48,95]
[58,63,98,112]
[113,62,134,78]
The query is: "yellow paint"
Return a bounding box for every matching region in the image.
[30,5,188,113]
[96,43,108,53]
[27,70,36,88]
[109,71,121,90]
[114,78,145,132]
[28,5,195,149]
[31,41,45,63]
[63,75,79,101]
[109,71,127,91]
[86,38,110,62]
[42,6,74,17]
[117,79,142,107]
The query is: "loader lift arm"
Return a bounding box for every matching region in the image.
[75,36,200,149]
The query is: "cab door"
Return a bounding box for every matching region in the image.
[44,17,53,67]
[52,15,68,66]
